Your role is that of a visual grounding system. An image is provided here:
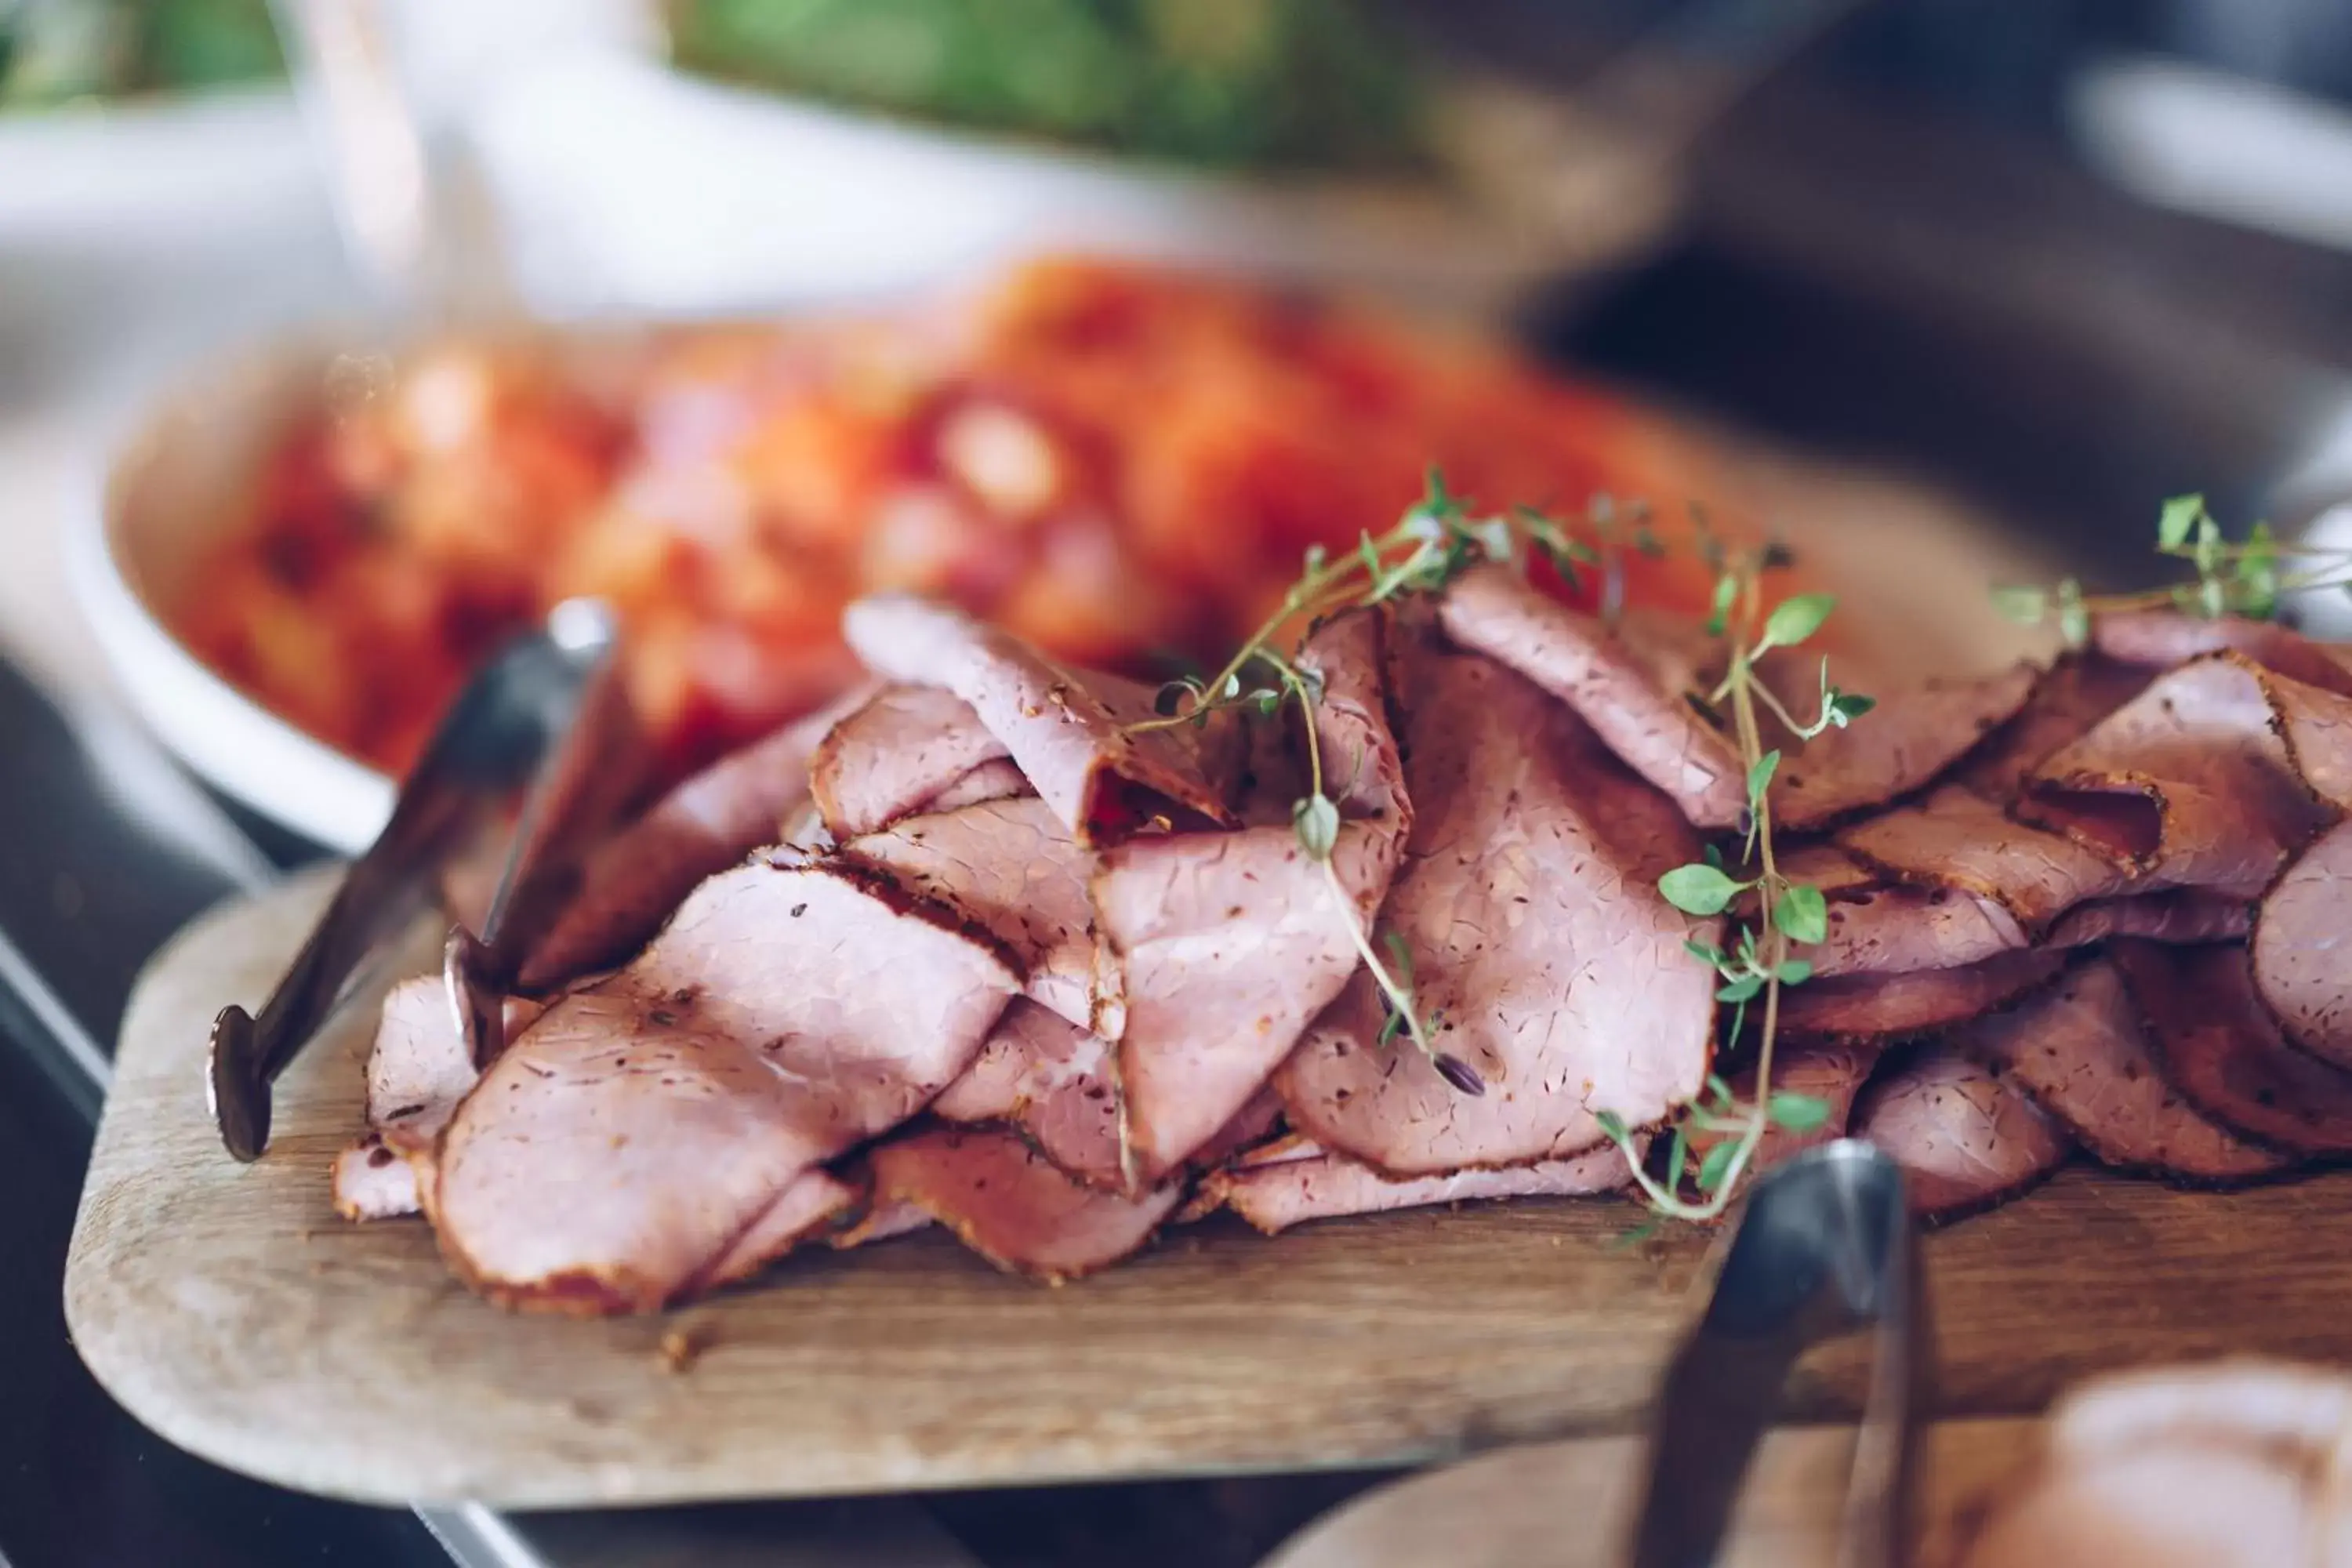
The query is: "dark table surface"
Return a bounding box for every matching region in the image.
[10,25,2352,1563]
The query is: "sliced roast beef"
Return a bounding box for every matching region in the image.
[921,757,1031,814]
[930,999,1120,1187]
[1777,950,2063,1039]
[1853,1043,2072,1218]
[332,1134,422,1221]
[1437,563,1745,826]
[1755,659,2038,829]
[1959,956,2289,1182]
[1809,880,2026,979]
[1953,654,2154,804]
[365,975,478,1153]
[2042,890,2251,949]
[826,1195,935,1250]
[1838,785,2125,931]
[842,795,1098,1029]
[1098,609,1410,1183]
[2022,654,2352,894]
[841,594,1236,843]
[1188,1087,1287,1171]
[1689,1041,1878,1176]
[1278,646,1716,1175]
[519,697,862,989]
[1200,1141,1635,1236]
[808,684,1013,840]
[2252,817,2352,1072]
[2093,609,2352,695]
[1440,564,2034,831]
[2112,938,2352,1156]
[867,1127,1181,1280]
[696,1169,860,1290]
[433,858,1018,1312]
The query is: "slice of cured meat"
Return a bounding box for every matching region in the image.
[2093,608,2352,696]
[842,594,1236,843]
[2022,653,2352,895]
[1809,878,2026,980]
[365,975,479,1154]
[1199,1142,1635,1235]
[332,1134,422,1221]
[1958,956,2289,1181]
[433,858,1018,1312]
[1952,654,2154,804]
[931,999,1120,1188]
[1776,950,2063,1039]
[1838,786,2125,932]
[2252,817,2352,1072]
[1098,609,1411,1184]
[2112,938,2352,1156]
[1688,1041,1878,1176]
[519,697,861,989]
[1438,563,1744,826]
[1852,1043,2071,1219]
[696,1169,860,1290]
[2041,890,2249,951]
[1278,646,1716,1176]
[1757,661,2038,829]
[843,795,1099,1029]
[808,684,1013,841]
[868,1127,1181,1280]
[920,757,1031,814]
[1441,564,2035,831]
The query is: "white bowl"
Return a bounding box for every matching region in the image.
[72,343,397,857]
[463,49,1677,323]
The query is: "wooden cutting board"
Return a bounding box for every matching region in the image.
[64,870,2352,1509]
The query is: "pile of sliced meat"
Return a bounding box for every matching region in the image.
[328,568,2352,1312]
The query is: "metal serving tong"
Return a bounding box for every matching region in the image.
[208,598,641,1161]
[1628,1140,1928,1568]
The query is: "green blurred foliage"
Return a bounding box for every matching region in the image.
[1,0,281,110]
[668,0,1428,172]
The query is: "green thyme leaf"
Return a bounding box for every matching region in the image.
[1595,1109,1630,1144]
[2194,514,2224,578]
[1775,958,1815,985]
[1292,793,1340,861]
[1381,928,1417,989]
[1747,749,1781,808]
[1773,883,1830,946]
[1716,974,1765,1004]
[1828,691,1876,727]
[1760,592,1837,651]
[1377,1007,1403,1047]
[1990,584,2049,624]
[1707,572,1738,636]
[2056,577,2090,649]
[1705,1072,1736,1104]
[1695,1140,1739,1193]
[2199,574,2228,619]
[2158,493,2204,550]
[1765,1091,1834,1133]
[1659,863,1745,916]
[1683,938,1729,969]
[2238,521,2280,619]
[1249,688,1283,717]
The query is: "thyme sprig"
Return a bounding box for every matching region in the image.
[1994,492,2352,638]
[1123,470,1856,1160]
[1593,560,1849,1221]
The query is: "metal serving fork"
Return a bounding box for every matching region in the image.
[1628,1140,1928,1568]
[207,597,637,1161]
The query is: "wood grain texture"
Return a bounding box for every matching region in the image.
[1265,1418,2042,1568]
[65,873,2352,1508]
